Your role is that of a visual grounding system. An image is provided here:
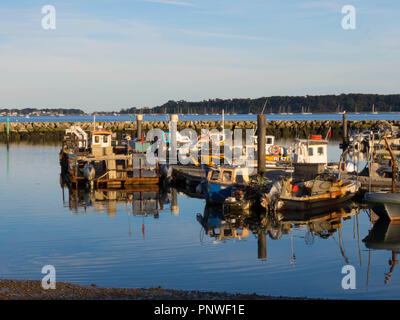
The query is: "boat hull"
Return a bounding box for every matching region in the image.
[277,193,355,212]
[276,180,360,212]
[365,192,400,221]
[204,182,235,204]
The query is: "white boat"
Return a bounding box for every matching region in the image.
[365,192,400,221]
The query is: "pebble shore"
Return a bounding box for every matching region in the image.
[0,279,308,300]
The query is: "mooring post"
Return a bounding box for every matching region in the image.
[170,114,178,165]
[342,112,348,149]
[6,116,10,146]
[137,114,143,139]
[257,114,266,175]
[257,231,267,260]
[171,188,179,216]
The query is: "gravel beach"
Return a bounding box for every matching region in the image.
[0,279,307,300]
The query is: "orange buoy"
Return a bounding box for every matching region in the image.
[269,145,281,155]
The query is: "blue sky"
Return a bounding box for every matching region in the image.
[0,0,399,112]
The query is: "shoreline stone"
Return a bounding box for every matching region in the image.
[0,278,314,300]
[0,120,397,143]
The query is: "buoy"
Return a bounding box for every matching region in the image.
[269,145,281,155]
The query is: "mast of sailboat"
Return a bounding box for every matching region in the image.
[222,109,225,140]
[261,98,268,114]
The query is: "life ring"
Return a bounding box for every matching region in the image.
[269,145,281,155]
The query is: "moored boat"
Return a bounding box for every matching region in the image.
[202,166,252,204]
[261,175,360,212]
[365,192,400,220]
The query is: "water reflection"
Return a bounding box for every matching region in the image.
[61,176,172,218]
[196,201,363,264]
[56,170,400,297]
[364,218,400,284]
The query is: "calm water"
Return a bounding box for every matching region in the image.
[1,112,400,123]
[0,142,399,299]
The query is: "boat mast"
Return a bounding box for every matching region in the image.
[383,136,398,193]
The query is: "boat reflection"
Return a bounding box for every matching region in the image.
[197,205,268,260]
[198,201,361,262]
[60,176,173,218]
[363,218,400,284]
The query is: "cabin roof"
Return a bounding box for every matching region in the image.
[295,138,328,145]
[92,130,112,135]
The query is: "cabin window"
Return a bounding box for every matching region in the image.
[236,174,244,184]
[317,147,324,155]
[223,171,232,182]
[94,136,100,143]
[308,147,314,156]
[103,136,108,143]
[211,171,220,181]
[266,137,273,145]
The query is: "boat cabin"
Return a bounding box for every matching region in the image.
[207,166,250,186]
[91,130,113,157]
[293,136,328,164]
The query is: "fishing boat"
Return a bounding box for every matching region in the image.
[252,134,289,163]
[60,125,159,189]
[363,135,400,220]
[202,166,251,204]
[261,175,360,212]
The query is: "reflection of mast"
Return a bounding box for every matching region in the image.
[385,251,399,284]
[338,227,349,264]
[257,231,267,260]
[356,214,362,267]
[290,229,295,264]
[6,143,10,176]
[142,216,145,239]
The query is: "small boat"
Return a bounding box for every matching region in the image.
[365,192,400,220]
[363,135,400,220]
[261,175,360,212]
[202,166,251,204]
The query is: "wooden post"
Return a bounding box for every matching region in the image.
[6,116,10,146]
[342,112,348,149]
[257,115,266,175]
[257,231,267,260]
[170,114,178,165]
[137,114,143,139]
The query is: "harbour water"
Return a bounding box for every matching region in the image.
[1,142,400,299]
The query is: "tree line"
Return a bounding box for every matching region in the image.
[120,94,400,114]
[0,108,85,115]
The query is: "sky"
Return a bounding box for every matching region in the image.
[0,0,399,112]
